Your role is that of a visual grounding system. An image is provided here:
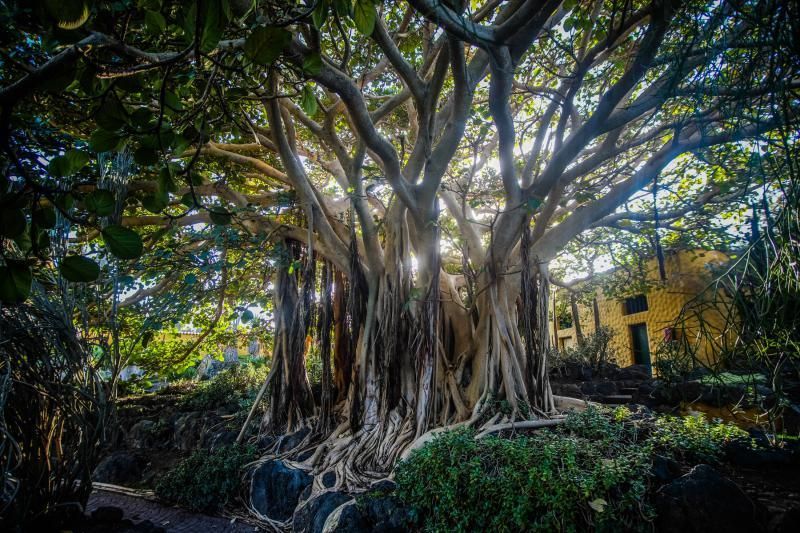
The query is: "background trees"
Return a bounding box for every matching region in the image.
[1,0,798,485]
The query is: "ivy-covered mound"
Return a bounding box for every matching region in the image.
[395,407,751,532]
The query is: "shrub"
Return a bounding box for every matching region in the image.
[552,326,617,373]
[649,414,750,463]
[155,445,256,512]
[396,409,653,532]
[396,407,755,532]
[180,364,268,411]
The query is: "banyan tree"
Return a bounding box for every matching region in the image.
[2,0,799,489]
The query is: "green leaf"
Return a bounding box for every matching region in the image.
[300,85,318,116]
[184,273,197,285]
[588,498,607,513]
[244,26,292,65]
[0,208,26,238]
[134,146,159,166]
[59,255,101,282]
[142,194,168,213]
[180,192,197,209]
[85,190,116,216]
[49,149,90,177]
[164,90,184,112]
[241,309,254,322]
[142,330,154,348]
[145,10,167,33]
[13,224,32,253]
[96,97,128,131]
[199,0,226,53]
[46,0,90,30]
[159,166,178,193]
[102,225,144,259]
[312,1,328,28]
[333,0,352,17]
[526,196,543,212]
[353,0,377,36]
[0,260,32,304]
[89,129,123,152]
[209,208,232,225]
[303,53,323,76]
[33,205,57,229]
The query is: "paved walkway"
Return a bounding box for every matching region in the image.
[86,489,266,532]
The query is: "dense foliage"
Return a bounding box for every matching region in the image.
[155,444,257,513]
[396,407,750,532]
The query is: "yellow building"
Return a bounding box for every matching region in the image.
[551,249,731,368]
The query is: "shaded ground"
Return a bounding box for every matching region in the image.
[86,489,265,532]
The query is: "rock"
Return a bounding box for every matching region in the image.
[293,490,353,533]
[173,412,204,451]
[92,451,146,484]
[654,464,762,533]
[277,427,311,453]
[91,505,124,523]
[31,502,84,531]
[321,490,411,533]
[126,420,157,449]
[650,455,680,483]
[322,501,369,533]
[725,440,798,468]
[251,459,313,521]
[321,471,337,488]
[594,381,618,395]
[361,493,412,532]
[204,429,237,450]
[615,364,652,381]
[369,479,397,493]
[559,383,583,398]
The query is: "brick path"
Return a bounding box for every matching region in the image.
[86,489,266,532]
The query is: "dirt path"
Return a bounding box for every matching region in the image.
[86,489,266,532]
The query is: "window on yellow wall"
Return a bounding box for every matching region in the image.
[623,295,648,315]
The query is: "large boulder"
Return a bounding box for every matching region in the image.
[92,451,146,484]
[250,459,313,521]
[293,491,353,533]
[654,464,763,533]
[322,501,369,533]
[173,412,204,451]
[614,364,652,381]
[126,420,158,449]
[322,490,411,533]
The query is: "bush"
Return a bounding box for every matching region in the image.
[155,445,256,512]
[649,414,750,463]
[180,364,268,411]
[396,407,754,532]
[396,408,653,532]
[552,326,617,373]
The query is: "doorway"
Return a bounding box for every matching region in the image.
[629,323,651,368]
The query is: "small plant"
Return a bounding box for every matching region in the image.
[155,445,257,512]
[649,414,750,463]
[653,341,695,385]
[552,326,618,373]
[180,364,268,411]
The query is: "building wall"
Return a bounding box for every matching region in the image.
[550,249,730,368]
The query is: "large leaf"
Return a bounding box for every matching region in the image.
[89,129,123,152]
[353,0,377,36]
[200,0,226,53]
[49,149,90,177]
[0,208,26,238]
[95,97,128,131]
[60,255,101,282]
[33,205,57,229]
[145,10,167,34]
[244,26,292,65]
[303,53,323,76]
[102,225,143,259]
[46,0,90,30]
[300,85,318,116]
[85,190,116,216]
[0,260,32,304]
